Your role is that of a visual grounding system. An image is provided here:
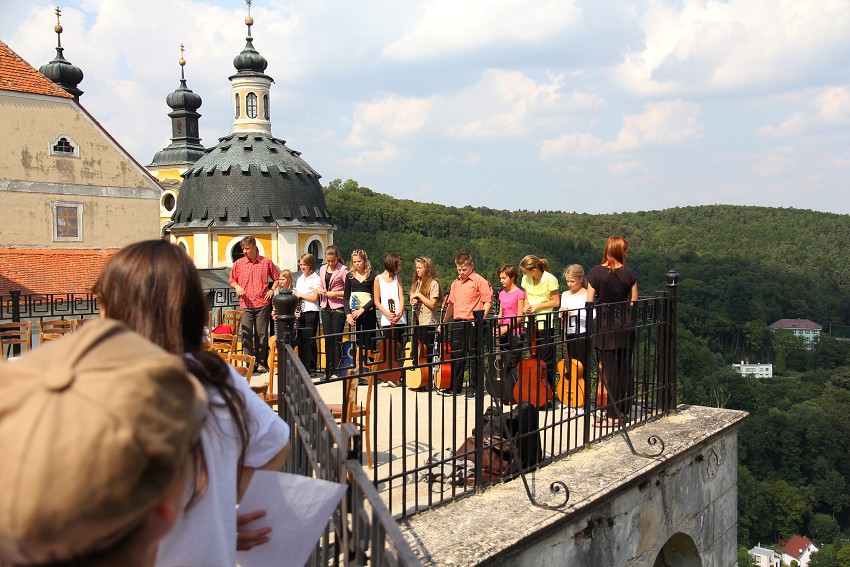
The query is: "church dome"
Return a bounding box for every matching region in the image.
[166,78,202,112]
[39,18,83,99]
[170,132,332,229]
[232,34,269,77]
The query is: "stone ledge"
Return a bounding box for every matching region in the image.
[399,405,747,566]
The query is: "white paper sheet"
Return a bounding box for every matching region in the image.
[236,470,346,567]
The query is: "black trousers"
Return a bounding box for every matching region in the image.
[297,310,319,373]
[241,305,271,368]
[321,307,346,377]
[449,319,482,393]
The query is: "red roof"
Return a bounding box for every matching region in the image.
[0,249,117,296]
[0,40,74,99]
[782,535,814,559]
[768,319,823,331]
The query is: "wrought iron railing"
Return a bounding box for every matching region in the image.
[274,311,421,566]
[293,271,680,518]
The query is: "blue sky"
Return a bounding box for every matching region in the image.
[3,0,850,215]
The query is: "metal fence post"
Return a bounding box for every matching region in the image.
[274,288,298,422]
[472,309,485,489]
[10,290,22,357]
[665,270,680,412]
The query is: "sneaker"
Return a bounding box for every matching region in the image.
[465,388,476,399]
[436,389,454,397]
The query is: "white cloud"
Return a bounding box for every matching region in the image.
[752,146,796,177]
[381,0,581,60]
[614,99,703,149]
[540,99,702,160]
[608,160,645,175]
[344,142,400,167]
[759,85,850,138]
[616,0,850,96]
[344,95,434,147]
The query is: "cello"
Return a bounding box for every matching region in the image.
[405,291,431,390]
[556,334,585,408]
[434,301,453,390]
[375,299,403,384]
[512,315,553,408]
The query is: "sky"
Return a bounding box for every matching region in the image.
[3,0,850,215]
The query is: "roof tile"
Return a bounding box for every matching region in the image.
[0,40,74,99]
[0,249,117,296]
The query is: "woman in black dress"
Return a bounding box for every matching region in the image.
[586,236,638,426]
[343,249,378,370]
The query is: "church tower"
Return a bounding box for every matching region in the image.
[169,2,334,271]
[148,45,206,234]
[39,7,83,100]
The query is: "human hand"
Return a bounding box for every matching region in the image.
[235,285,246,297]
[263,290,274,300]
[236,509,271,551]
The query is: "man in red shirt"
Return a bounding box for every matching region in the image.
[229,236,280,372]
[442,252,492,397]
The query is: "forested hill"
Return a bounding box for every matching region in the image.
[324,178,850,355]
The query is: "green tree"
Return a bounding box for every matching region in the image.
[768,479,807,539]
[737,546,758,567]
[808,513,840,544]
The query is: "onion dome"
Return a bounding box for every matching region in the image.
[39,7,83,99]
[166,49,202,112]
[149,44,205,169]
[231,16,270,79]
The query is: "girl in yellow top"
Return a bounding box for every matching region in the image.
[519,255,559,388]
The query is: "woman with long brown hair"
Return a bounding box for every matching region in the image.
[293,252,321,376]
[409,256,442,381]
[93,240,290,566]
[586,236,638,426]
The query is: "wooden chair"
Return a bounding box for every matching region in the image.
[37,319,74,344]
[73,318,93,330]
[209,332,238,356]
[220,309,242,334]
[227,352,261,394]
[0,321,32,359]
[328,372,375,468]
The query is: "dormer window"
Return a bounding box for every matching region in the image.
[235,94,241,118]
[49,134,80,158]
[263,94,269,120]
[246,92,258,119]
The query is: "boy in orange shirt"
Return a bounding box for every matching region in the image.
[441,253,492,397]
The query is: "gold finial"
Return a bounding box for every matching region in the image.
[245,0,253,28]
[179,43,186,67]
[54,6,63,34]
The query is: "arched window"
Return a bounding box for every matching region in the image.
[49,134,80,158]
[247,92,258,119]
[308,239,321,261]
[235,94,241,118]
[263,94,269,120]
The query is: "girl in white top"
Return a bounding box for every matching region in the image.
[93,240,290,567]
[560,263,589,367]
[294,253,322,374]
[374,253,407,328]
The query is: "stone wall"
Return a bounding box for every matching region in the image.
[400,405,746,567]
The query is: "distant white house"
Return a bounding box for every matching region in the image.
[749,545,780,567]
[732,362,773,379]
[768,319,823,349]
[781,535,819,567]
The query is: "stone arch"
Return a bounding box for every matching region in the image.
[306,238,323,261]
[652,533,701,567]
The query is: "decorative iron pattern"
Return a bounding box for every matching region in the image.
[276,342,420,566]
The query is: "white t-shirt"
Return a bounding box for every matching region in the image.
[155,363,290,567]
[377,274,407,327]
[560,290,588,335]
[295,271,321,313]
